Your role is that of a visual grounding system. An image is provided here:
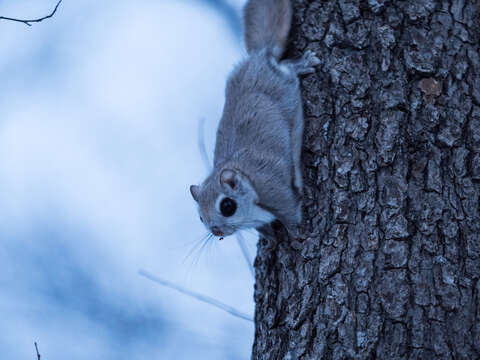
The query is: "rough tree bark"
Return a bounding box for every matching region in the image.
[253,1,480,359]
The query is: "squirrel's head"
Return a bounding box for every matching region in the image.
[190,169,275,238]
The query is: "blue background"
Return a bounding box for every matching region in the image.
[0,0,257,358]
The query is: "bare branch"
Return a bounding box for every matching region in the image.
[139,269,253,322]
[198,118,212,172]
[34,342,41,360]
[0,0,62,27]
[236,232,254,278]
[200,0,242,39]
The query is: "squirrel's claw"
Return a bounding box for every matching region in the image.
[284,50,321,75]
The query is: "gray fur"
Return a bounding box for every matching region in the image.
[244,0,291,59]
[190,0,319,237]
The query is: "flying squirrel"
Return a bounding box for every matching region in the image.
[190,0,319,239]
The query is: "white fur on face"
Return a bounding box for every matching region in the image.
[248,204,275,227]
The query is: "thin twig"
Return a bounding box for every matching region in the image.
[139,269,253,322]
[0,0,62,27]
[34,342,40,360]
[198,118,212,172]
[236,232,255,278]
[201,0,242,38]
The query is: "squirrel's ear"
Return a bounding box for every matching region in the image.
[220,169,258,199]
[190,185,200,202]
[220,169,237,190]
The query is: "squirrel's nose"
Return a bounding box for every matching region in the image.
[211,227,224,237]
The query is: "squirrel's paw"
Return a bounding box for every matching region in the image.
[294,50,320,75]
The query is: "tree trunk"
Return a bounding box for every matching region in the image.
[252,1,480,359]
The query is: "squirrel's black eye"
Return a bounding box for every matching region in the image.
[199,216,204,223]
[220,197,237,217]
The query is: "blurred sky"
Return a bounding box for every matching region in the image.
[0,0,257,359]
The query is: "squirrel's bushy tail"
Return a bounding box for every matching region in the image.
[244,0,292,59]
